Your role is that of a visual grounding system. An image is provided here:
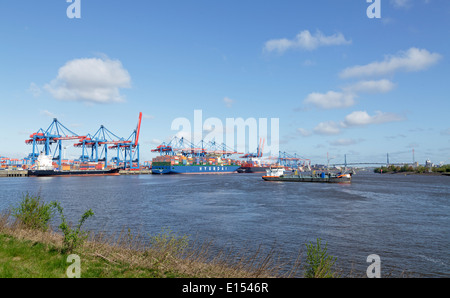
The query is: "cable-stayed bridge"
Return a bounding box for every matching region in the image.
[329,153,416,167]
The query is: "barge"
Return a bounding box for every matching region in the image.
[262,165,352,183]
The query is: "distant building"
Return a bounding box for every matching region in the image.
[425,159,433,172]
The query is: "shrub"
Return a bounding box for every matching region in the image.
[11,192,56,231]
[304,238,337,278]
[51,202,94,253]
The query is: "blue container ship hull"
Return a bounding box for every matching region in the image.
[152,164,241,174]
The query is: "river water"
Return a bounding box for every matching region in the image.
[0,170,448,277]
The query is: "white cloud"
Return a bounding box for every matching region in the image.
[297,128,312,137]
[142,114,155,120]
[264,30,351,53]
[314,121,342,135]
[223,97,234,108]
[40,110,56,118]
[441,128,450,136]
[341,110,405,127]
[339,48,441,78]
[44,57,131,104]
[304,91,356,109]
[311,110,404,136]
[329,138,363,146]
[28,82,42,97]
[151,139,162,145]
[391,0,411,8]
[303,79,395,110]
[343,79,396,94]
[303,59,316,66]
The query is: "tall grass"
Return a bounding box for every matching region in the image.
[83,228,303,278]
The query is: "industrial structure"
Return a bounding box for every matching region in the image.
[239,138,265,160]
[266,151,311,170]
[150,136,243,174]
[151,136,242,158]
[24,113,142,170]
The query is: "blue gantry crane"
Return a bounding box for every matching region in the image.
[151,136,241,158]
[108,112,142,169]
[25,113,142,170]
[25,118,86,169]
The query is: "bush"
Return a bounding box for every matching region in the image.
[11,192,56,231]
[304,238,337,278]
[51,202,94,253]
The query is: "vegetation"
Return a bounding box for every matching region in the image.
[10,192,94,253]
[0,234,68,278]
[304,238,337,278]
[433,164,450,173]
[1,192,306,278]
[51,201,94,253]
[2,192,353,278]
[374,164,450,174]
[11,192,55,232]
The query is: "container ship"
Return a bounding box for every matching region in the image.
[236,160,271,173]
[237,138,273,173]
[151,137,242,174]
[28,153,120,177]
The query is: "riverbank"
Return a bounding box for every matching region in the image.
[0,232,184,278]
[374,164,450,176]
[0,212,302,278]
[377,171,450,176]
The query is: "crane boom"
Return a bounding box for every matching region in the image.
[134,112,142,147]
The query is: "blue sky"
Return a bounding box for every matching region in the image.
[0,0,449,165]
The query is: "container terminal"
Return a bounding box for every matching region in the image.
[1,113,151,177]
[1,113,322,177]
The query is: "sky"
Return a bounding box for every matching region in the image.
[0,0,449,165]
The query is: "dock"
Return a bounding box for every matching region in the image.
[0,169,152,177]
[119,169,152,175]
[0,170,29,177]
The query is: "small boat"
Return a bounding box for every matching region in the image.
[262,165,352,183]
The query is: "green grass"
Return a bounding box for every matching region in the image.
[0,234,67,278]
[0,233,188,278]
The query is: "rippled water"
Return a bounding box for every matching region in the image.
[0,171,448,277]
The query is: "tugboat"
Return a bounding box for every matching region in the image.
[262,165,352,183]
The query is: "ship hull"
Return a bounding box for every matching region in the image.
[28,168,121,177]
[237,166,270,173]
[152,164,240,174]
[262,174,351,183]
